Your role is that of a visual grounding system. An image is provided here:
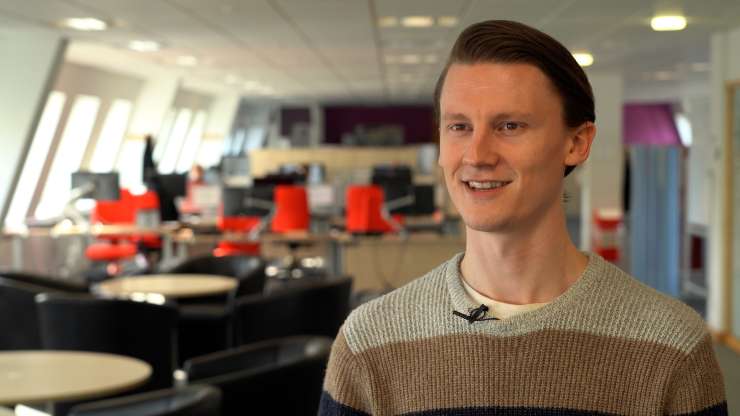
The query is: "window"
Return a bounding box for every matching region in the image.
[35,95,101,220]
[4,92,66,228]
[153,109,176,163]
[176,110,207,173]
[89,99,133,173]
[116,138,147,194]
[159,108,192,173]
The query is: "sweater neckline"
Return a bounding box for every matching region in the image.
[445,251,604,332]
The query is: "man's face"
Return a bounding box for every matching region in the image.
[438,62,581,233]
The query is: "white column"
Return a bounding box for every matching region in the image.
[579,72,624,250]
[0,27,66,224]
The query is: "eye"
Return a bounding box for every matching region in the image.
[498,121,526,135]
[446,123,470,132]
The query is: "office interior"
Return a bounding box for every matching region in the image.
[0,0,739,415]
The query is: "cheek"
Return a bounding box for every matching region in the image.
[437,140,458,169]
[513,139,564,183]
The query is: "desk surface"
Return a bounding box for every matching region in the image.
[0,351,151,405]
[95,274,238,299]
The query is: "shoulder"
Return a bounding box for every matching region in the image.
[583,255,708,354]
[341,258,453,354]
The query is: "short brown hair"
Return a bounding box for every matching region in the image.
[434,20,595,177]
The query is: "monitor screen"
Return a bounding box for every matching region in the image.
[371,165,414,214]
[71,171,120,201]
[158,173,187,197]
[222,186,275,217]
[409,184,436,216]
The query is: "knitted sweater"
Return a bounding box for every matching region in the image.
[319,252,727,415]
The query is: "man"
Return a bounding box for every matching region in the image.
[319,20,727,415]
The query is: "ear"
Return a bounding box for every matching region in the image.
[564,122,596,167]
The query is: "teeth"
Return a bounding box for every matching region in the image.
[467,180,508,190]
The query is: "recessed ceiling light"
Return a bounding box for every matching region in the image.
[176,55,198,66]
[424,54,438,64]
[128,40,160,52]
[401,16,434,28]
[572,52,594,67]
[378,16,398,28]
[59,17,108,31]
[400,54,421,64]
[650,15,687,31]
[437,16,458,27]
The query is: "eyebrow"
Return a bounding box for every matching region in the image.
[441,112,534,122]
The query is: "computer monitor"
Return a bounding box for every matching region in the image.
[71,171,120,201]
[158,173,187,197]
[371,165,414,214]
[222,186,275,217]
[253,172,304,187]
[409,184,436,216]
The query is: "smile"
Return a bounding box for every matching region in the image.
[464,180,512,190]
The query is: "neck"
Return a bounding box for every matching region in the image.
[460,204,588,305]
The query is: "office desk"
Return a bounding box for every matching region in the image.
[0,351,150,405]
[95,274,238,299]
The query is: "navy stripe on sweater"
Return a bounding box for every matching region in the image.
[318,391,728,416]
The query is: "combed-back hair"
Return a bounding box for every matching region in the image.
[434,20,595,177]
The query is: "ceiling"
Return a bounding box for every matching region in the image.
[1,0,740,103]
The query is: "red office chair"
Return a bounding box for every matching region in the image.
[214,216,261,257]
[85,189,163,274]
[271,185,310,233]
[85,189,139,274]
[345,185,397,234]
[129,191,162,249]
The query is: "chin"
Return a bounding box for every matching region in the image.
[461,216,514,233]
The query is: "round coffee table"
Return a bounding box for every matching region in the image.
[94,274,238,299]
[0,350,151,405]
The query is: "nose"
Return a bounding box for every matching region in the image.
[462,127,499,167]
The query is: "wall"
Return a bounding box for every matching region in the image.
[127,75,180,139]
[579,72,624,250]
[709,26,740,333]
[0,27,66,225]
[54,62,144,102]
[323,105,435,144]
[172,89,212,112]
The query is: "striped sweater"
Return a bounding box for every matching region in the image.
[319,252,727,415]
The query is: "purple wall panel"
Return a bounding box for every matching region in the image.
[323,105,436,144]
[623,103,680,146]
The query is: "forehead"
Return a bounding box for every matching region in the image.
[440,62,561,112]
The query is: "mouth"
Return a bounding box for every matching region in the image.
[462,180,512,191]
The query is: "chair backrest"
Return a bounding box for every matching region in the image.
[68,385,221,416]
[36,293,179,390]
[233,278,352,346]
[345,185,393,233]
[92,189,137,225]
[0,277,59,350]
[166,255,266,297]
[0,271,89,293]
[271,185,310,233]
[184,336,331,416]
